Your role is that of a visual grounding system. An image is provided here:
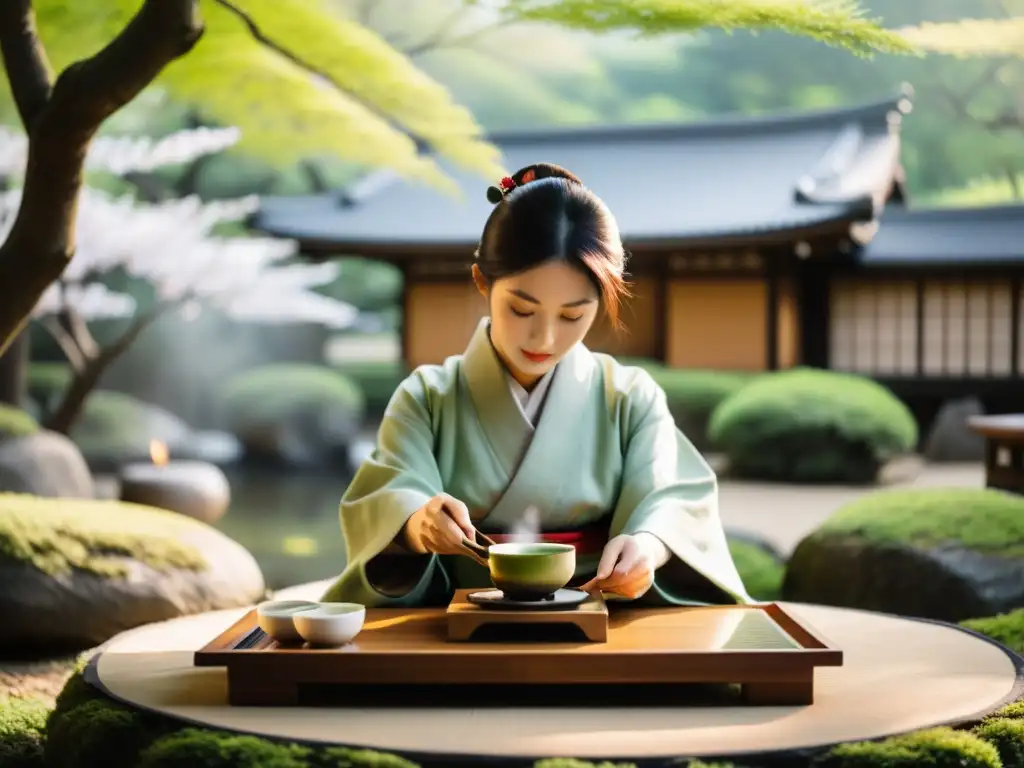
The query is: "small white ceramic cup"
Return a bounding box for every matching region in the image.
[256,600,319,642]
[293,603,366,647]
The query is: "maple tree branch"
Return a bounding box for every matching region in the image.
[0,0,204,358]
[0,0,53,129]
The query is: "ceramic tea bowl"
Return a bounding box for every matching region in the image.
[256,599,319,642]
[293,603,366,646]
[486,542,576,601]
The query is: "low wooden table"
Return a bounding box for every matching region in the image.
[195,592,842,708]
[968,414,1024,494]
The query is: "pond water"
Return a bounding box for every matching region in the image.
[214,467,353,590]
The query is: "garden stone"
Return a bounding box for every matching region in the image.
[783,488,1024,623]
[924,396,986,463]
[0,494,265,651]
[0,431,95,499]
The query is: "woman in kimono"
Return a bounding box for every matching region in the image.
[322,163,751,608]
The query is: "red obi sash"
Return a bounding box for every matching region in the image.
[480,516,610,556]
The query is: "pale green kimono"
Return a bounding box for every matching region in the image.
[321,318,751,608]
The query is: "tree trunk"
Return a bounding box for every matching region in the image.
[0,0,204,357]
[44,354,105,435]
[0,329,29,406]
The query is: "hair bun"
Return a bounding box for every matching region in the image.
[485,162,584,204]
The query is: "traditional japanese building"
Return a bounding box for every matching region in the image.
[252,86,1023,417]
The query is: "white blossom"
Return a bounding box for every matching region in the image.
[0,126,357,331]
[0,125,241,178]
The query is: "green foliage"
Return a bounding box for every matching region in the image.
[811,727,1001,767]
[973,718,1024,768]
[26,363,72,414]
[504,0,917,57]
[961,608,1024,655]
[221,364,366,430]
[727,540,783,601]
[708,368,918,483]
[332,360,407,415]
[0,696,48,768]
[922,176,1024,208]
[21,0,503,190]
[989,701,1024,721]
[0,493,207,577]
[900,16,1024,58]
[812,488,1024,558]
[0,404,39,440]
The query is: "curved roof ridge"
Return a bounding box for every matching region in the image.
[486,85,914,146]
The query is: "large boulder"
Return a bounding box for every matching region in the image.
[0,430,95,499]
[924,396,986,463]
[219,364,366,470]
[0,493,265,651]
[708,368,918,484]
[783,488,1024,623]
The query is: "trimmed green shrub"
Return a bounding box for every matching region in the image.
[69,391,191,467]
[961,609,1024,655]
[332,360,407,415]
[728,539,784,601]
[0,404,39,440]
[220,365,366,465]
[973,718,1024,767]
[811,727,1001,767]
[616,359,753,449]
[708,368,918,483]
[0,695,48,768]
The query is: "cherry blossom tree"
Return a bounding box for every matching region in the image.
[0,126,357,434]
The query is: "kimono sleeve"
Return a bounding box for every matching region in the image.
[320,370,451,607]
[610,370,753,606]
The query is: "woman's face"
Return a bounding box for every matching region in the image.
[473,260,600,387]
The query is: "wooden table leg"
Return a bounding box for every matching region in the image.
[227,669,299,706]
[741,679,814,706]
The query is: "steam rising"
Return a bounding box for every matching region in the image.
[508,505,541,543]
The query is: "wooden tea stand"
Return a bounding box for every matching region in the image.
[195,590,843,707]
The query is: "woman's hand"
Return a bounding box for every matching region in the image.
[403,493,477,556]
[579,534,663,599]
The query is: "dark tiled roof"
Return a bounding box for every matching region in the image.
[253,89,912,252]
[859,203,1024,266]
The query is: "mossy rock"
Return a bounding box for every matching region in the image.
[727,538,784,601]
[0,494,264,651]
[783,488,1024,622]
[41,670,740,768]
[961,608,1024,656]
[220,364,366,469]
[708,368,917,484]
[811,726,1002,767]
[332,360,407,416]
[616,359,753,450]
[70,391,194,472]
[0,404,39,441]
[0,695,48,768]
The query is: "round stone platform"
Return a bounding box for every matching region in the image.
[86,587,1023,763]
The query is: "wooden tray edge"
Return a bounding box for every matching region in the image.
[762,603,844,665]
[194,609,260,666]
